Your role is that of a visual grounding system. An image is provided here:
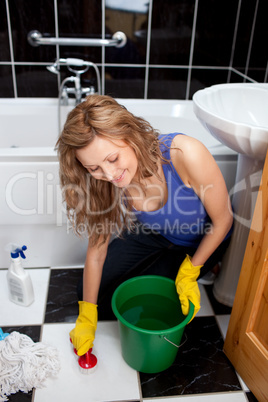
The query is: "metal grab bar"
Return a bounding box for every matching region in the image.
[27,30,127,48]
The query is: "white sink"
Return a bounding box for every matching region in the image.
[193,83,268,160]
[193,83,268,307]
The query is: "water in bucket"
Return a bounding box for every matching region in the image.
[120,293,183,330]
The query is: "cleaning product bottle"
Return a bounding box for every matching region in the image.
[7,245,34,306]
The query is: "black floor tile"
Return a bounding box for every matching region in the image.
[2,325,41,342]
[140,316,241,398]
[44,268,82,323]
[204,285,233,315]
[246,391,259,402]
[4,391,33,402]
[0,368,33,401]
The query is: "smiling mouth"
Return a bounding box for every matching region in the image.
[111,170,125,183]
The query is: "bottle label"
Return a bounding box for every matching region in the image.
[9,278,24,303]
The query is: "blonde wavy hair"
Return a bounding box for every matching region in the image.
[56,94,164,246]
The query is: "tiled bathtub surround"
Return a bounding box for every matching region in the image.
[0,267,258,402]
[0,0,267,99]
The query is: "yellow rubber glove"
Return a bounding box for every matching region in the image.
[69,301,97,356]
[175,255,203,319]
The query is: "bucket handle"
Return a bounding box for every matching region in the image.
[162,333,188,349]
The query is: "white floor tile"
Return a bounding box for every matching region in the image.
[34,322,140,402]
[216,314,231,339]
[196,284,214,317]
[145,391,248,401]
[0,268,50,326]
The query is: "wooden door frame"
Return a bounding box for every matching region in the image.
[224,151,268,402]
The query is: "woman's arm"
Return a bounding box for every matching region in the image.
[69,234,110,356]
[83,234,111,303]
[171,135,233,266]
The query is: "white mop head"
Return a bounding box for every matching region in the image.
[0,331,60,402]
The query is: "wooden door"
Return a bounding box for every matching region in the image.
[224,151,268,402]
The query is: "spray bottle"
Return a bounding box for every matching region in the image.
[7,245,34,306]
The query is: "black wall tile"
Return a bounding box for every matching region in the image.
[58,0,101,36]
[58,0,102,63]
[232,0,257,69]
[189,68,230,98]
[9,0,56,62]
[105,66,145,98]
[245,68,267,83]
[16,65,58,97]
[105,4,149,64]
[1,0,267,100]
[148,67,188,99]
[248,0,267,69]
[232,0,267,75]
[150,0,195,65]
[0,0,10,61]
[193,0,239,66]
[0,65,14,97]
[229,69,246,83]
[105,36,145,65]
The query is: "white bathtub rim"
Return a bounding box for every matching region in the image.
[0,147,58,160]
[0,97,237,157]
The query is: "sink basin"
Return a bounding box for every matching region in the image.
[193,83,268,160]
[193,83,268,307]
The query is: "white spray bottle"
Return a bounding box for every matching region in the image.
[7,245,34,306]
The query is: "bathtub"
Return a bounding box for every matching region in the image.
[0,98,237,268]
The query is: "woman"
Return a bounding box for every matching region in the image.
[56,94,233,357]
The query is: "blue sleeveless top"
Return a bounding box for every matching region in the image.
[133,133,212,247]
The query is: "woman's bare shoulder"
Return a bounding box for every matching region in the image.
[170,134,218,187]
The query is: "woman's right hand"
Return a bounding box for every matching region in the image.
[69,301,98,356]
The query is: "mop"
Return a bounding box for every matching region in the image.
[0,328,60,402]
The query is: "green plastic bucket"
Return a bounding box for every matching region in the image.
[111,275,194,373]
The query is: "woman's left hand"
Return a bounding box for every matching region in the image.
[175,255,203,319]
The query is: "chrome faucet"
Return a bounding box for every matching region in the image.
[47,58,101,105]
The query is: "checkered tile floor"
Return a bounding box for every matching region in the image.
[0,268,258,402]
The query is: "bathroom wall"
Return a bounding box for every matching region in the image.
[0,0,267,99]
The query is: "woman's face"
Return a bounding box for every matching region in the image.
[76,136,139,187]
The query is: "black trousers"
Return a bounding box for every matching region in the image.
[78,224,231,319]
